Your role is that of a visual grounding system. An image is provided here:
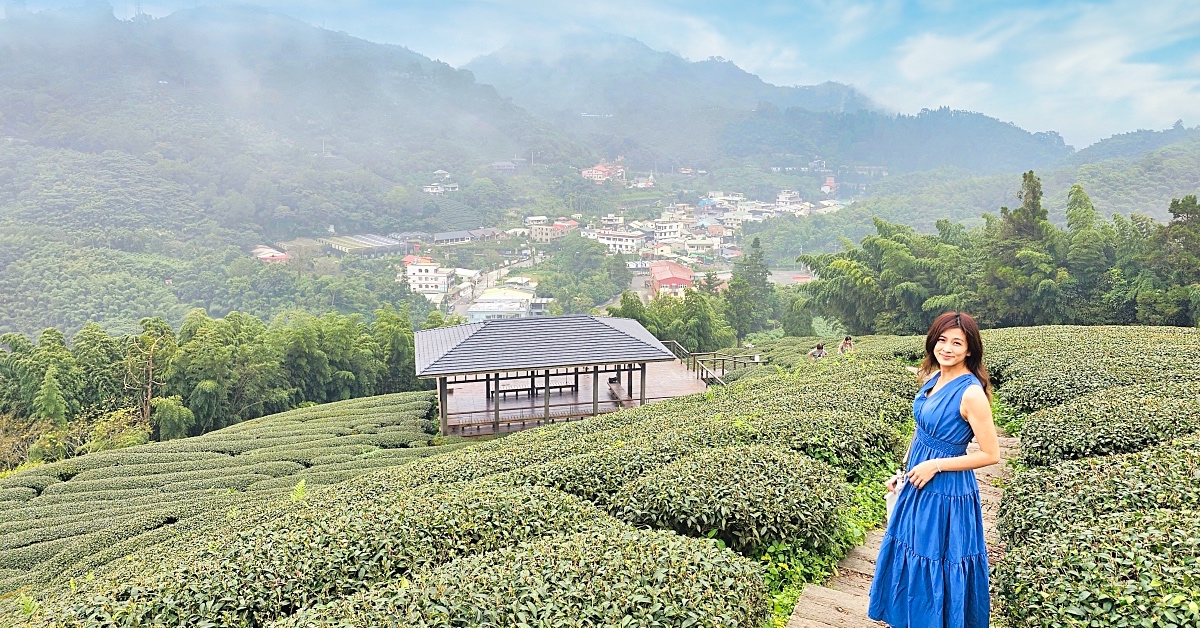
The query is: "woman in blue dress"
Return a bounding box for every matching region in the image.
[869,311,1000,628]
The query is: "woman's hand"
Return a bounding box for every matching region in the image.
[885,473,902,493]
[906,460,940,489]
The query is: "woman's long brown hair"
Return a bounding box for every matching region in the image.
[919,311,991,400]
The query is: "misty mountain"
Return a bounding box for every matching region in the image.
[467,33,877,117]
[466,33,1073,173]
[724,105,1073,174]
[465,33,876,164]
[0,4,588,336]
[1068,120,1200,165]
[0,3,585,191]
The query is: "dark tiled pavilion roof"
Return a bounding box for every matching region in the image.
[414,315,676,378]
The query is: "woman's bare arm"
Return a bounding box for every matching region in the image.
[906,385,1001,487]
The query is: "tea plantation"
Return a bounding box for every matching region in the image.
[987,326,1200,627]
[4,326,1197,626]
[0,392,470,596]
[1,341,917,627]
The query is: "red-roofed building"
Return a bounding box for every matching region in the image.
[251,245,290,264]
[401,254,434,267]
[649,260,695,298]
[581,163,626,183]
[531,219,580,243]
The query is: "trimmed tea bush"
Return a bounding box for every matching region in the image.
[995,509,1200,627]
[56,484,606,627]
[278,525,771,628]
[1000,436,1200,545]
[610,446,850,552]
[1019,382,1200,466]
[0,391,462,593]
[983,325,1200,412]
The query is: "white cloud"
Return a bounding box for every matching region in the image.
[895,31,1008,81]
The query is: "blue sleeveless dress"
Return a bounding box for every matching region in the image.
[868,372,989,628]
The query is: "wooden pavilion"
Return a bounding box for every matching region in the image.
[414,315,707,435]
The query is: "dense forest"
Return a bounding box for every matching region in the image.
[0,304,454,471]
[793,172,1200,334]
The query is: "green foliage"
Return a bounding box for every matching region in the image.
[56,483,607,627]
[607,289,736,353]
[1,305,427,467]
[149,396,193,441]
[791,175,1200,333]
[0,392,466,593]
[7,357,910,624]
[535,235,630,314]
[610,445,849,553]
[1018,382,1200,466]
[32,367,67,427]
[996,509,1200,628]
[1000,436,1200,547]
[982,325,1200,412]
[990,324,1200,628]
[281,524,771,628]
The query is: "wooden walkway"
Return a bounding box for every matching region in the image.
[786,435,1020,627]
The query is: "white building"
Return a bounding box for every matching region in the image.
[405,262,455,294]
[777,190,801,206]
[684,237,719,256]
[588,229,646,254]
[654,218,683,241]
[466,287,553,323]
[523,215,550,226]
[600,213,626,229]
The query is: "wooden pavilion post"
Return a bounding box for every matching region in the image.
[592,366,600,415]
[485,373,492,399]
[543,370,551,421]
[529,371,536,397]
[492,372,500,434]
[437,377,448,435]
[626,363,633,399]
[573,367,579,391]
[640,363,647,405]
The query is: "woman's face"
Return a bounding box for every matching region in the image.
[934,327,969,368]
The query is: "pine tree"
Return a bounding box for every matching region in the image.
[33,366,67,428]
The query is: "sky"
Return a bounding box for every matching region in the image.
[24,0,1200,147]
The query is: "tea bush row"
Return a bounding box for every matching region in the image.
[1000,436,1200,546]
[609,446,850,552]
[31,371,906,625]
[982,325,1200,412]
[995,508,1200,627]
[276,524,770,628]
[52,484,609,627]
[1018,382,1200,466]
[0,391,456,593]
[991,325,1200,627]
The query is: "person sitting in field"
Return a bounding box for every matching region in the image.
[839,336,854,354]
[808,343,827,359]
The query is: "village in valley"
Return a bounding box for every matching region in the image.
[246,158,853,324]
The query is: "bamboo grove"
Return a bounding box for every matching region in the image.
[0,306,427,470]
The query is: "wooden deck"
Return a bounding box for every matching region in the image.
[443,360,708,436]
[786,434,1020,627]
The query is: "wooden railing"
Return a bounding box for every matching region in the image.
[660,341,766,387]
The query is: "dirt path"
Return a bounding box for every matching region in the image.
[785,435,1020,627]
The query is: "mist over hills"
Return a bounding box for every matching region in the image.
[465,33,1074,173]
[0,3,585,195]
